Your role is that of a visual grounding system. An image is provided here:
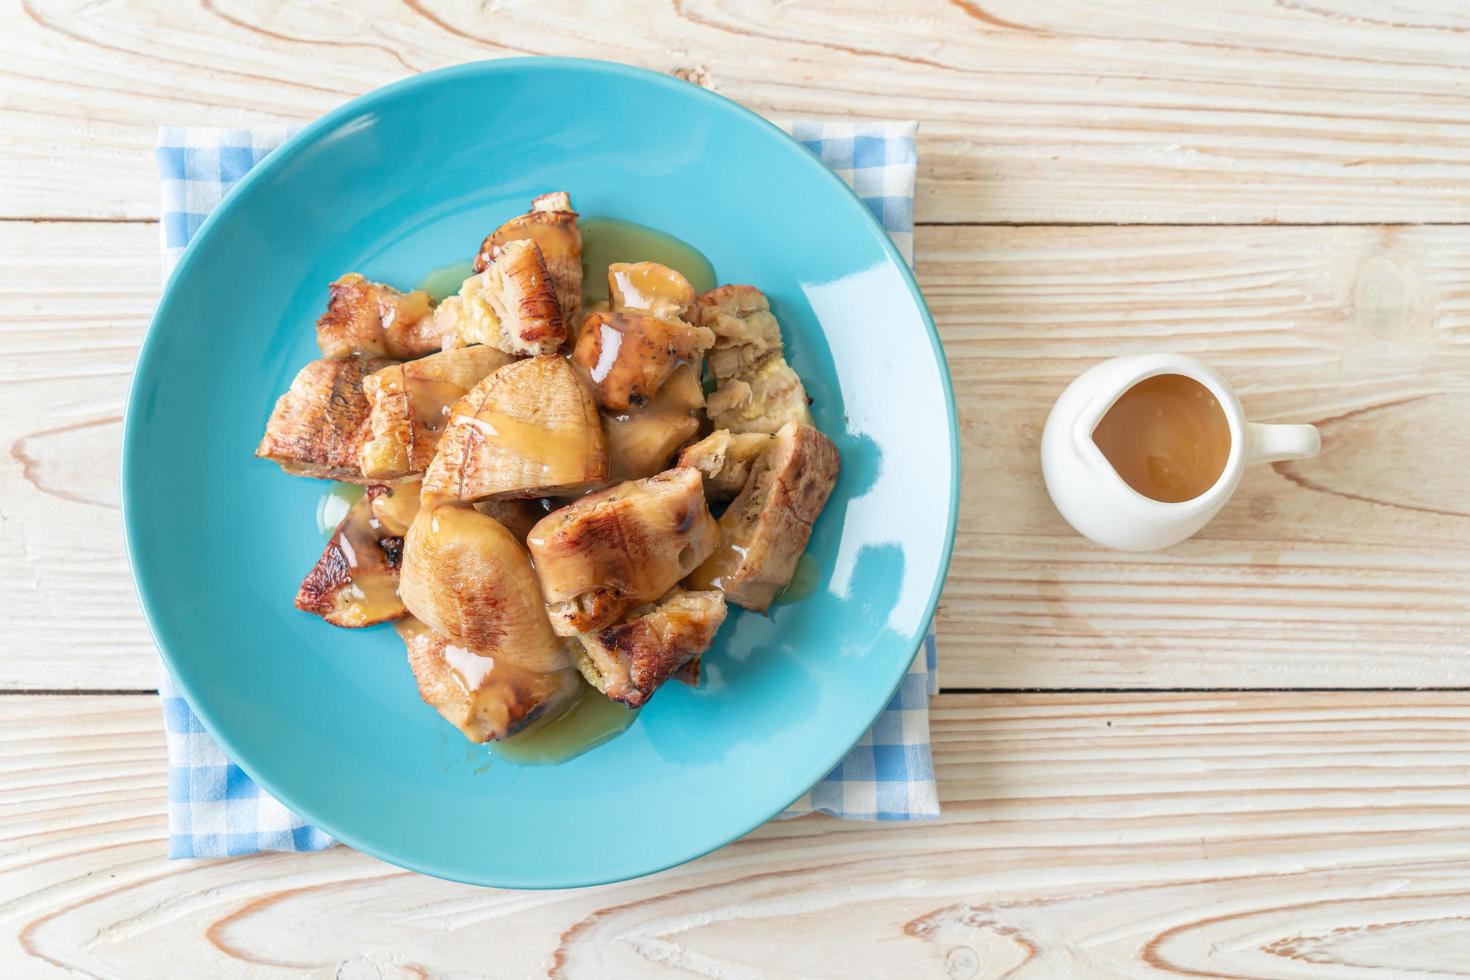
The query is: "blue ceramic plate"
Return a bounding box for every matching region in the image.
[124,59,958,888]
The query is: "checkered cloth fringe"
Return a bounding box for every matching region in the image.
[155,118,937,859]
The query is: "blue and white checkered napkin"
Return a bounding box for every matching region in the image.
[155,118,938,859]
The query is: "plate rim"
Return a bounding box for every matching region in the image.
[122,56,961,888]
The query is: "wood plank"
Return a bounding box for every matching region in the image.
[0,222,159,689]
[4,220,1469,689]
[7,0,1470,222]
[4,692,1470,978]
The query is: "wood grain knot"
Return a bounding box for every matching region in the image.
[906,904,1038,977]
[1352,252,1421,342]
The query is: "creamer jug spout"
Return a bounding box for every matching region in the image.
[1067,369,1137,463]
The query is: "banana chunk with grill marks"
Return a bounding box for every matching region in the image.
[315,273,437,359]
[359,346,515,481]
[421,355,608,502]
[438,239,567,355]
[295,492,406,628]
[576,589,727,707]
[688,422,840,611]
[473,192,582,324]
[527,467,718,636]
[399,617,580,743]
[398,504,573,675]
[256,356,392,482]
[573,310,714,411]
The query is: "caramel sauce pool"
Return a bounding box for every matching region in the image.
[772,553,821,606]
[419,217,715,307]
[580,217,716,305]
[317,482,366,538]
[418,260,476,302]
[491,678,637,765]
[1092,374,1231,504]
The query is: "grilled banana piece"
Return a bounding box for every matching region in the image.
[573,310,714,411]
[527,467,719,636]
[256,356,392,482]
[315,273,437,359]
[441,239,567,355]
[474,192,582,324]
[398,504,572,674]
[704,357,812,435]
[359,345,515,481]
[696,284,783,380]
[421,355,608,502]
[604,364,705,481]
[295,493,405,627]
[368,481,422,536]
[607,261,696,320]
[688,422,840,612]
[695,284,813,433]
[398,617,580,743]
[677,429,777,502]
[576,588,727,707]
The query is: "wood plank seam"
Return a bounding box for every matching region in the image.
[14,218,1470,228]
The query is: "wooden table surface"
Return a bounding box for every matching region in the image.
[5,2,1470,977]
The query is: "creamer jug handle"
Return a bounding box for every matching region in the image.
[1245,422,1320,465]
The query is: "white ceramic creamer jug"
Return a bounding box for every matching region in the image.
[1041,353,1320,551]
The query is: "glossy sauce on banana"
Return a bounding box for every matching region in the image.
[398,617,492,689]
[454,408,600,481]
[685,540,748,593]
[494,221,579,270]
[373,367,468,436]
[399,616,519,694]
[575,221,715,480]
[381,289,433,333]
[397,617,580,742]
[585,318,625,385]
[370,481,422,536]
[328,494,404,624]
[407,377,467,434]
[608,262,695,318]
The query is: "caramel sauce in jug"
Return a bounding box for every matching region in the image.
[1091,374,1230,504]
